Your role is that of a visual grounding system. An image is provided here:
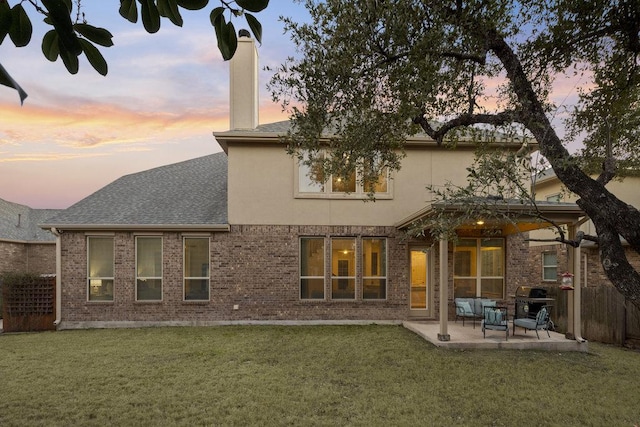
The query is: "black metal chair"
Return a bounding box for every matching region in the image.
[513,305,552,339]
[481,306,509,340]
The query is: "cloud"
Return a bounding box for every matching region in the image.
[0,100,230,149]
[0,152,107,163]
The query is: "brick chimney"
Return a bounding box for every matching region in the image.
[229,30,259,130]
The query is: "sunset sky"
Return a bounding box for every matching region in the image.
[1,2,584,210]
[0,1,307,208]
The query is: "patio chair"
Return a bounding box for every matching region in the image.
[513,305,552,339]
[481,306,509,340]
[454,298,481,328]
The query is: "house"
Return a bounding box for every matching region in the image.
[0,197,58,276]
[41,35,586,341]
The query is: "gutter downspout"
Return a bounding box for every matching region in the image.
[50,228,62,328]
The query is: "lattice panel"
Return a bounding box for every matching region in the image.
[2,276,56,332]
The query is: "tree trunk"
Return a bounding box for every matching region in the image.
[486,28,640,310]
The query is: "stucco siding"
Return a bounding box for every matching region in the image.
[227,144,477,226]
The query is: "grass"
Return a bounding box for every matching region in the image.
[1,325,639,426]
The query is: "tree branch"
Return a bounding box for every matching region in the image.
[597,125,617,184]
[483,25,640,252]
[412,110,521,144]
[432,49,487,64]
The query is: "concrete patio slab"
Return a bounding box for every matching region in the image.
[404,320,589,352]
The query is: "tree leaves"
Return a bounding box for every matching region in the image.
[42,30,60,61]
[245,13,262,44]
[79,38,108,76]
[139,0,161,33]
[119,0,138,23]
[211,7,237,60]
[0,61,28,104]
[74,23,114,47]
[236,0,268,13]
[42,0,81,55]
[157,0,183,26]
[0,0,269,103]
[176,0,210,10]
[7,3,32,47]
[210,1,268,60]
[0,1,11,44]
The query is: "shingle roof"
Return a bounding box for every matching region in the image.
[42,152,228,228]
[0,198,59,242]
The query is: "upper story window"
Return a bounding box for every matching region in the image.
[296,151,390,198]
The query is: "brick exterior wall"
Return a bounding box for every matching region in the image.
[527,243,570,288]
[0,241,27,274]
[0,241,55,275]
[58,226,531,325]
[25,243,56,275]
[529,243,640,289]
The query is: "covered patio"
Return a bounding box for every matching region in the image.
[403,320,588,351]
[397,198,589,352]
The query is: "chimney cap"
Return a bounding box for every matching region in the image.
[239,29,251,38]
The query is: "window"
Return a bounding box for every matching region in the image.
[87,236,114,301]
[184,237,210,301]
[300,238,325,299]
[542,252,557,281]
[332,238,356,299]
[299,236,387,301]
[332,170,357,193]
[136,236,162,301]
[363,238,386,299]
[299,152,326,193]
[297,151,390,197]
[546,193,562,202]
[454,238,504,299]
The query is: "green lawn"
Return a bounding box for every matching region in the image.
[1,325,639,426]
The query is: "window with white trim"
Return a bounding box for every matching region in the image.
[542,252,558,281]
[183,237,210,301]
[331,238,356,299]
[87,236,114,301]
[363,238,386,299]
[136,236,162,301]
[297,151,389,197]
[454,238,505,299]
[299,237,388,301]
[300,237,325,299]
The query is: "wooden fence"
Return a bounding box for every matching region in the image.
[546,286,640,347]
[1,276,56,333]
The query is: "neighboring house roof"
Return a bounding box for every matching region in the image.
[534,168,557,184]
[0,198,59,242]
[42,152,228,231]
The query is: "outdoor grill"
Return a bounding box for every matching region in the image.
[514,286,554,320]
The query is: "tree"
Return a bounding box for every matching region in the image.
[0,0,269,103]
[268,0,640,309]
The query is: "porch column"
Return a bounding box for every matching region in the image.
[566,224,584,342]
[572,231,584,342]
[438,237,450,341]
